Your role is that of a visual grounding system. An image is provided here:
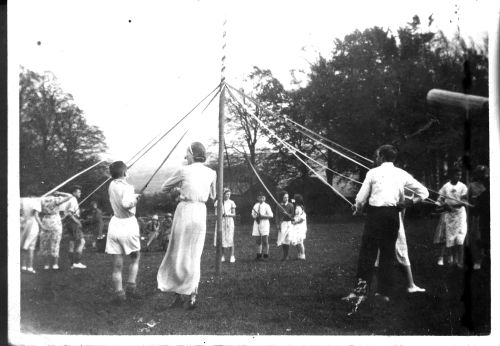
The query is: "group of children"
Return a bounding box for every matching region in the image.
[215,189,308,263]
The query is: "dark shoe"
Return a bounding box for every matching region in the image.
[169,294,184,308]
[256,253,262,261]
[109,294,126,306]
[186,294,197,310]
[353,278,368,296]
[263,254,269,260]
[126,289,143,300]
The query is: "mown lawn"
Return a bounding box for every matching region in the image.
[20,217,490,335]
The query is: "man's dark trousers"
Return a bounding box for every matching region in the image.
[356,205,400,296]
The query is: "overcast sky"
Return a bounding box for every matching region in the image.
[11,0,494,172]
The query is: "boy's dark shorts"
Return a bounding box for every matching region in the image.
[65,219,84,241]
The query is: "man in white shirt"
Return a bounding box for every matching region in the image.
[63,185,87,269]
[349,145,429,302]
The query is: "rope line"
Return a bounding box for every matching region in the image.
[77,83,221,206]
[139,129,190,194]
[138,86,222,194]
[282,115,374,165]
[41,160,107,197]
[127,83,222,168]
[225,83,447,205]
[226,83,371,170]
[235,145,294,218]
[226,87,353,207]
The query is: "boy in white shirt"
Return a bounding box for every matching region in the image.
[106,161,142,305]
[251,192,274,260]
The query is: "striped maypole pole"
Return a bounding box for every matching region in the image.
[215,15,227,275]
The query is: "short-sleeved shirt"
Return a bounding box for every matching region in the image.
[214,199,236,216]
[109,178,138,218]
[438,181,468,208]
[252,202,273,219]
[62,196,80,220]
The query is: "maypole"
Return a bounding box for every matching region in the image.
[215,16,228,275]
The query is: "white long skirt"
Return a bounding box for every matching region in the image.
[157,201,207,295]
[213,216,235,248]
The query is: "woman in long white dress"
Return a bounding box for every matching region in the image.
[157,142,216,309]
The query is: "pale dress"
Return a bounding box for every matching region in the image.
[20,197,42,251]
[251,202,273,236]
[438,181,468,247]
[289,206,307,246]
[213,199,236,248]
[38,196,67,257]
[157,163,216,295]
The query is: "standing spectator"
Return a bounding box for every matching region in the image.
[275,191,295,261]
[345,145,428,303]
[39,192,73,270]
[20,195,42,273]
[157,142,216,310]
[214,188,237,263]
[88,201,104,248]
[62,185,87,269]
[467,165,489,270]
[160,213,173,252]
[435,168,468,268]
[145,215,161,251]
[251,192,274,261]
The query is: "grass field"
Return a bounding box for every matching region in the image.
[20,217,490,336]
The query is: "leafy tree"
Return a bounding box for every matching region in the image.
[19,67,108,201]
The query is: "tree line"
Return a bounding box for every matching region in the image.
[19,67,109,209]
[222,16,489,215]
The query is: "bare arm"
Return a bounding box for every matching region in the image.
[161,168,183,193]
[209,171,217,200]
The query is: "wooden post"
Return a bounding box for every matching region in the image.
[215,84,225,275]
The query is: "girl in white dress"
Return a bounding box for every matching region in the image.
[157,142,216,309]
[435,169,468,268]
[214,188,237,263]
[290,204,307,260]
